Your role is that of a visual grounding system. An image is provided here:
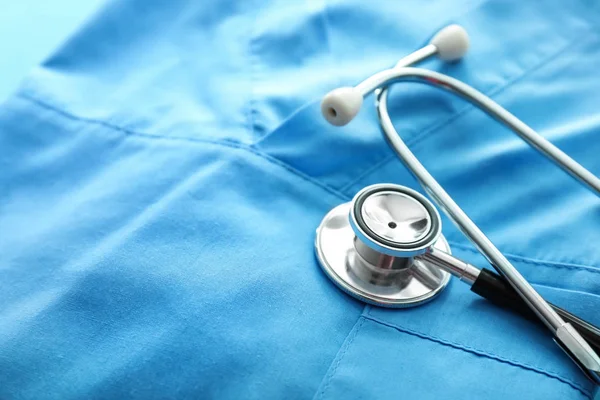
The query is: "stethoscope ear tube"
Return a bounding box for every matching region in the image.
[471,268,600,356]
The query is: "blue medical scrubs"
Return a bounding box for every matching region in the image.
[1,1,599,399]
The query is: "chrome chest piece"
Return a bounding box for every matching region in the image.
[315,184,451,307]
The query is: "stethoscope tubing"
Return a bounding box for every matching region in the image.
[368,67,600,196]
[374,69,600,382]
[376,73,563,332]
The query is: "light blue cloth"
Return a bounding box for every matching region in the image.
[1,0,599,399]
[0,1,105,102]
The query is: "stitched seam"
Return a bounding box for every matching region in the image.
[18,93,241,147]
[362,313,592,399]
[252,0,337,147]
[449,240,600,276]
[245,5,258,143]
[255,0,490,151]
[319,0,336,85]
[251,100,315,148]
[314,316,366,400]
[572,5,600,37]
[16,93,349,202]
[532,281,600,300]
[340,33,586,195]
[14,94,600,273]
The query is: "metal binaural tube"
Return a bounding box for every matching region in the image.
[356,44,438,95]
[375,74,558,329]
[368,67,600,196]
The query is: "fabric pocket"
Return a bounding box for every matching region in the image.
[314,313,597,399]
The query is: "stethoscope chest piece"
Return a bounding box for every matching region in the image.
[315,184,451,307]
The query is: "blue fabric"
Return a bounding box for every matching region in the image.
[1,0,599,399]
[0,1,105,101]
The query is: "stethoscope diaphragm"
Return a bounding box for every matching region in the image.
[315,184,451,307]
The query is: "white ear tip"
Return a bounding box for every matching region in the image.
[430,24,469,61]
[321,87,363,126]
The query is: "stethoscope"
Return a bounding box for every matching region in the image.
[314,25,600,384]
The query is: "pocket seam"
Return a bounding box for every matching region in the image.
[362,311,593,399]
[449,240,600,276]
[314,315,367,400]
